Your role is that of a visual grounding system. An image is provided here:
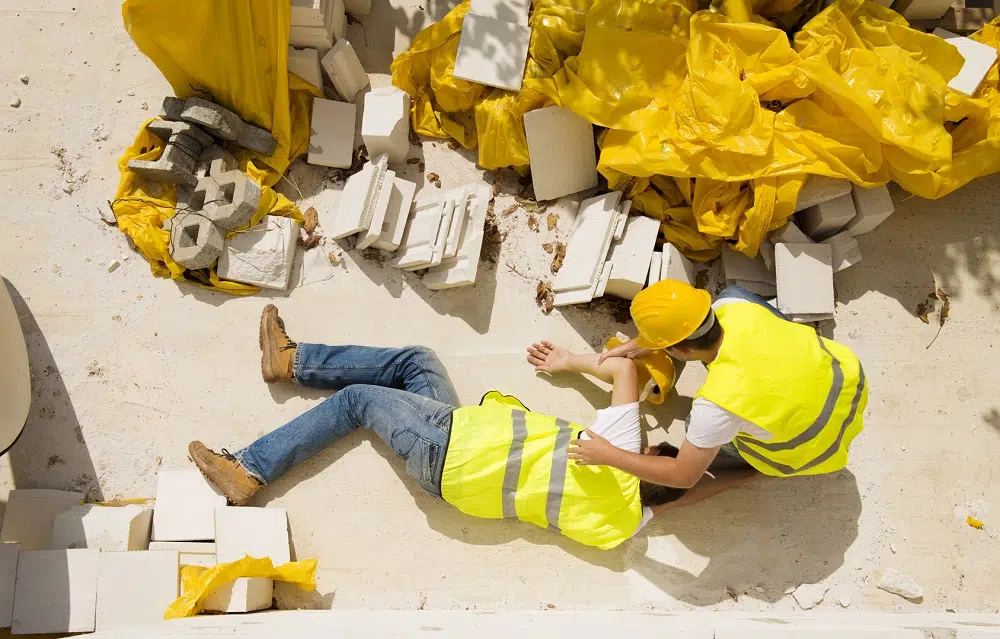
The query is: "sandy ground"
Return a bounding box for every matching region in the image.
[1,0,998,617]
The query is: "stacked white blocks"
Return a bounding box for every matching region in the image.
[205,507,290,613]
[290,0,346,51]
[552,192,623,306]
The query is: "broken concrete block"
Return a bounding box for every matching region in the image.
[794,175,852,212]
[344,0,372,14]
[308,98,356,169]
[424,184,493,289]
[12,549,99,634]
[648,251,662,287]
[427,199,456,269]
[524,106,598,202]
[287,46,324,89]
[290,24,334,50]
[372,177,417,251]
[127,155,198,188]
[51,504,152,552]
[203,170,262,231]
[770,219,812,244]
[878,568,924,600]
[594,261,613,298]
[147,119,214,148]
[553,192,621,292]
[453,14,530,92]
[798,192,857,240]
[845,184,894,236]
[95,550,179,631]
[194,145,238,179]
[329,0,347,40]
[822,231,863,272]
[362,88,410,163]
[0,544,18,627]
[330,155,389,238]
[237,124,278,156]
[149,541,216,567]
[791,582,828,610]
[203,577,273,613]
[217,215,301,290]
[442,192,469,259]
[389,200,446,269]
[214,507,290,565]
[470,0,530,24]
[0,489,83,551]
[151,469,227,542]
[321,39,370,101]
[935,29,998,96]
[162,96,185,121]
[291,0,328,27]
[181,97,244,141]
[167,212,226,270]
[356,169,398,250]
[775,243,834,317]
[721,246,774,286]
[605,215,660,300]
[661,242,695,286]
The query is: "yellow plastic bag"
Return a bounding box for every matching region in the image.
[164,555,318,619]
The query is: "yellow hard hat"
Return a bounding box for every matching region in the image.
[631,279,713,349]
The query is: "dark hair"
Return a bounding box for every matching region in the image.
[638,443,688,507]
[672,312,722,351]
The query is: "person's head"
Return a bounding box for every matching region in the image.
[638,443,688,507]
[631,279,722,362]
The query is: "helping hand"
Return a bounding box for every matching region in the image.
[597,339,644,365]
[569,429,620,466]
[527,341,571,373]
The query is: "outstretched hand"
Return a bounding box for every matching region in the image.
[527,341,571,374]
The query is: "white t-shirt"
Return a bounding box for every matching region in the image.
[580,402,655,535]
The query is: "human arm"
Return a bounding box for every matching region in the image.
[648,467,758,515]
[596,337,655,365]
[527,341,639,406]
[570,436,719,489]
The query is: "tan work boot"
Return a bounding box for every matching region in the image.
[259,304,296,384]
[188,441,261,506]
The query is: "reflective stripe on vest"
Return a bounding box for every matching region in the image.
[501,410,528,519]
[696,303,867,477]
[545,419,573,532]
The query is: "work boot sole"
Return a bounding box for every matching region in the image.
[260,304,283,384]
[188,441,258,506]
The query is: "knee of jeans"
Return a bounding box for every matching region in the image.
[404,345,442,367]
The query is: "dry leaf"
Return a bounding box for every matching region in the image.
[550,242,567,274]
[481,198,505,263]
[501,203,520,217]
[546,213,558,231]
[297,234,321,250]
[967,515,985,529]
[535,281,554,315]
[725,586,739,603]
[493,172,502,197]
[427,172,442,188]
[516,195,547,214]
[936,288,950,327]
[542,242,554,254]
[418,161,425,173]
[302,207,319,234]
[406,158,421,165]
[915,299,932,324]
[527,215,539,232]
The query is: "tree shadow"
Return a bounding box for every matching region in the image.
[3,279,103,501]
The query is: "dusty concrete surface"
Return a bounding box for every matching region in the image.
[1,0,998,617]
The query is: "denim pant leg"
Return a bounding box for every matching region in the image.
[236,385,454,496]
[293,344,460,405]
[717,285,790,321]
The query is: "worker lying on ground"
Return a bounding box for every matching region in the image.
[588,280,868,487]
[189,305,755,550]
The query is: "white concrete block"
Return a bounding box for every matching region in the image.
[356,169,397,250]
[330,154,389,239]
[308,98,356,169]
[605,215,660,300]
[12,549,99,634]
[822,231,863,272]
[203,577,273,614]
[612,203,630,241]
[361,88,410,163]
[470,0,530,23]
[344,0,372,15]
[661,242,695,286]
[553,192,621,292]
[523,106,598,202]
[287,46,323,89]
[759,239,775,271]
[389,200,446,269]
[214,507,290,565]
[149,541,216,566]
[648,251,662,286]
[217,215,300,290]
[770,220,812,244]
[935,29,999,95]
[424,184,493,289]
[181,553,217,567]
[775,243,834,316]
[594,261,613,298]
[291,0,328,27]
[0,544,18,627]
[329,0,347,41]
[903,0,952,20]
[96,550,179,631]
[372,177,417,251]
[729,279,777,298]
[798,192,857,240]
[443,192,469,259]
[1,489,83,551]
[794,175,852,212]
[51,504,152,552]
[321,39,370,102]
[721,246,774,285]
[151,469,227,542]
[846,184,894,236]
[428,199,456,268]
[453,14,530,92]
[289,25,333,51]
[552,285,596,306]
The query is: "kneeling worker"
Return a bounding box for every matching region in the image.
[189,306,754,550]
[580,280,867,486]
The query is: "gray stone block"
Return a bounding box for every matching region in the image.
[202,171,261,231]
[147,119,214,147]
[127,159,198,188]
[161,96,185,121]
[168,212,225,270]
[236,124,277,155]
[173,133,208,155]
[181,97,244,141]
[167,141,200,164]
[196,145,238,179]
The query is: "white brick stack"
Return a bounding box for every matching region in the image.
[205,507,290,614]
[552,192,622,306]
[290,0,346,52]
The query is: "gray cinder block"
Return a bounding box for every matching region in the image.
[147,119,214,148]
[204,170,261,231]
[195,145,238,178]
[161,96,185,121]
[126,158,198,188]
[181,97,244,141]
[236,125,278,156]
[168,212,226,270]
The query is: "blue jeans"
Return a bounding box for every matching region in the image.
[236,345,459,497]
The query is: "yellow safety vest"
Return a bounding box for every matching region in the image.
[441,392,643,550]
[696,302,868,477]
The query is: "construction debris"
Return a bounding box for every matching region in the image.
[217,215,301,290]
[453,8,530,92]
[821,231,863,272]
[362,87,410,163]
[151,469,226,542]
[878,568,924,600]
[287,46,324,89]
[51,504,152,552]
[321,39,370,101]
[12,549,99,634]
[95,550,179,631]
[552,192,621,306]
[523,106,598,202]
[791,582,828,610]
[0,489,85,551]
[308,98,356,168]
[290,0,346,50]
[794,175,852,212]
[775,243,835,321]
[798,192,857,240]
[846,184,895,235]
[605,215,660,300]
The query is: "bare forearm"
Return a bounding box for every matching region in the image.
[564,353,619,384]
[565,353,639,406]
[598,447,700,488]
[651,468,759,515]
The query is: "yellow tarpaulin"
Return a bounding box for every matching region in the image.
[391,0,1000,259]
[115,0,320,294]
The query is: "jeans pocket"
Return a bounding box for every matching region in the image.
[390,429,418,457]
[404,437,438,486]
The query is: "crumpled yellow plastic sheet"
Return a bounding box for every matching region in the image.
[115,0,319,294]
[164,556,318,619]
[391,0,1000,259]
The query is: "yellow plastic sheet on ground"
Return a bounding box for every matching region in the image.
[114,0,319,293]
[164,555,318,619]
[391,0,1000,259]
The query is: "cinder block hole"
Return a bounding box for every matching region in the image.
[220,182,236,203]
[180,224,200,248]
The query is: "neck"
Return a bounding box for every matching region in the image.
[699,328,724,364]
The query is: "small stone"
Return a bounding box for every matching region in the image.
[62,183,74,194]
[784,586,796,595]
[107,260,121,273]
[141,102,149,110]
[9,95,21,108]
[890,543,897,554]
[878,568,923,600]
[837,592,852,607]
[753,586,764,593]
[127,91,135,97]
[946,607,956,613]
[792,582,828,610]
[19,75,28,84]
